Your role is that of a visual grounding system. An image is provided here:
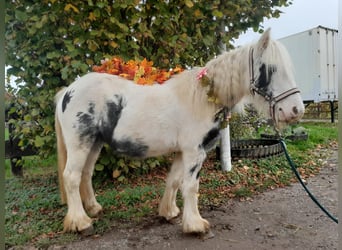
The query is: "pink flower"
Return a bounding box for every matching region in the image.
[196,68,208,80]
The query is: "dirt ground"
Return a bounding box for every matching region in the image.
[50,148,338,250]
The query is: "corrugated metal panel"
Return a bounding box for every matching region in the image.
[278,26,338,102]
[318,27,338,100]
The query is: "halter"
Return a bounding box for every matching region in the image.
[248,47,300,123]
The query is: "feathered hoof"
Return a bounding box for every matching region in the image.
[158,204,180,221]
[183,217,210,234]
[86,203,103,217]
[63,214,93,233]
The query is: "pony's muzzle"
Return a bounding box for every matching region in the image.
[278,102,305,124]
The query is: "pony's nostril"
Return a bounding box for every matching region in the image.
[293,106,298,115]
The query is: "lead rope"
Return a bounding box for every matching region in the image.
[279,139,338,224]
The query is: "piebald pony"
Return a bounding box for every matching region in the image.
[55,29,304,234]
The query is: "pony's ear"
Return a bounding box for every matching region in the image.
[256,28,271,53]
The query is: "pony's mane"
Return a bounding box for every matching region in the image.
[167,36,295,120]
[204,45,250,108]
[204,38,294,109]
[169,69,217,120]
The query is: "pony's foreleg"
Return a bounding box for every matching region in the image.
[80,143,103,217]
[181,149,209,233]
[63,150,93,232]
[159,153,183,220]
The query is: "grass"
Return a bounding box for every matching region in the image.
[5,122,338,248]
[5,155,57,179]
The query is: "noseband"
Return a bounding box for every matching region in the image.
[248,47,300,122]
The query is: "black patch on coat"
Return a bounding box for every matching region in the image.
[256,64,277,90]
[111,138,148,158]
[88,102,95,114]
[201,127,220,151]
[189,164,201,179]
[62,90,74,112]
[189,164,199,176]
[196,170,200,180]
[76,105,97,144]
[99,95,126,142]
[97,95,148,158]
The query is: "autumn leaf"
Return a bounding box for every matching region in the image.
[119,73,131,79]
[140,58,153,68]
[64,3,79,13]
[92,56,184,85]
[112,169,121,179]
[88,12,96,21]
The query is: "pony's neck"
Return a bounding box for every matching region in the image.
[204,46,250,109]
[169,70,218,121]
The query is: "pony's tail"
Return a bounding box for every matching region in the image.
[55,88,67,205]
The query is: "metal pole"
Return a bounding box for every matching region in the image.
[220,123,232,171]
[217,19,233,171]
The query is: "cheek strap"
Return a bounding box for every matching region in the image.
[270,87,301,122]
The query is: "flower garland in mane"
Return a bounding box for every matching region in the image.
[92,57,184,85]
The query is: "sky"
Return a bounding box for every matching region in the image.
[233,0,339,46]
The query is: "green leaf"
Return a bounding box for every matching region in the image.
[15,10,28,21]
[117,159,125,168]
[23,114,32,122]
[184,0,194,8]
[95,164,104,171]
[60,67,68,80]
[93,9,101,18]
[100,156,110,165]
[212,10,224,18]
[31,109,40,116]
[96,2,106,8]
[34,136,44,147]
[46,51,60,59]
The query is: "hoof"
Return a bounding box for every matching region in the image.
[80,224,95,236]
[159,215,181,225]
[63,214,92,233]
[199,229,215,240]
[158,205,180,221]
[168,216,182,225]
[86,203,103,217]
[183,218,210,234]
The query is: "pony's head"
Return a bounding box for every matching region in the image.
[248,28,305,129]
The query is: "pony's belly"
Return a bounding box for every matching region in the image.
[145,144,178,158]
[110,131,178,158]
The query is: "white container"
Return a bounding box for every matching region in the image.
[278,26,338,102]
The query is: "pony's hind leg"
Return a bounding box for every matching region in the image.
[181,148,209,233]
[55,113,67,204]
[159,153,183,220]
[63,148,93,233]
[80,142,103,217]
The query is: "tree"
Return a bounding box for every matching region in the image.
[5,0,292,171]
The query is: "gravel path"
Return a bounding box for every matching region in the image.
[50,149,338,250]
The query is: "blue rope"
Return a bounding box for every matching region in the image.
[279,139,338,224]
